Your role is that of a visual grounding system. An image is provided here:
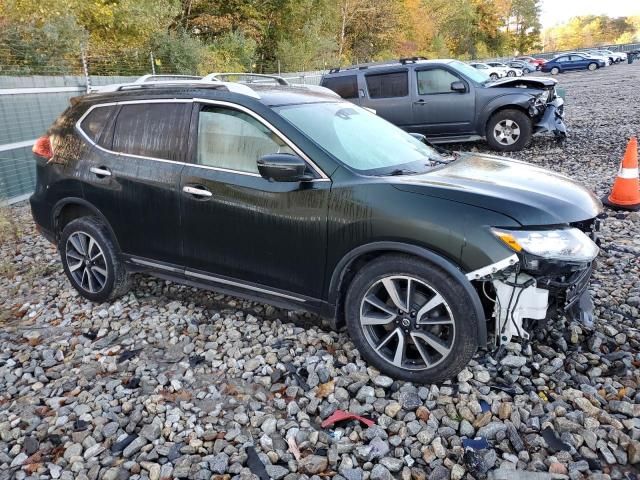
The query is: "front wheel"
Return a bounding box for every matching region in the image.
[523,67,532,74]
[345,255,479,383]
[489,73,499,81]
[588,62,598,71]
[59,217,130,302]
[486,109,533,152]
[507,70,516,77]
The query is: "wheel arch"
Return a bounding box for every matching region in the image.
[328,241,488,346]
[478,95,533,133]
[52,197,120,250]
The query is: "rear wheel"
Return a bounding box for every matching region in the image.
[345,255,478,383]
[588,62,598,71]
[486,109,532,152]
[489,73,499,81]
[550,67,560,75]
[59,217,130,302]
[523,67,532,74]
[507,70,516,77]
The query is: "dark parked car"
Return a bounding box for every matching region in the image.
[321,58,566,151]
[30,80,601,383]
[541,54,606,74]
[514,56,546,69]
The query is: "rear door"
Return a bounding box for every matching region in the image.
[179,101,330,299]
[411,66,475,136]
[360,70,412,126]
[569,55,588,69]
[80,100,191,266]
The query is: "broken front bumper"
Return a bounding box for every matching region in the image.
[534,97,567,139]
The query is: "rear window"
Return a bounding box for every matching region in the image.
[80,105,117,147]
[112,103,191,161]
[365,71,408,99]
[321,75,358,99]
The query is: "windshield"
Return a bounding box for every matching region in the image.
[448,60,489,83]
[275,102,443,175]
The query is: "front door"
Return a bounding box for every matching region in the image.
[179,102,330,299]
[359,69,413,127]
[411,67,476,136]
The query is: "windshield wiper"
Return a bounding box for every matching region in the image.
[386,168,418,176]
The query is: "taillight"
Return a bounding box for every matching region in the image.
[33,135,53,160]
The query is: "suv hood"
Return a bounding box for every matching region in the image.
[393,153,602,226]
[487,77,557,89]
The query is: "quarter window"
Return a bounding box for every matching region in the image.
[196,107,294,174]
[80,105,117,147]
[112,103,191,161]
[322,75,358,99]
[417,69,462,95]
[365,71,408,99]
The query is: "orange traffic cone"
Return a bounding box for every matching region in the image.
[602,136,640,211]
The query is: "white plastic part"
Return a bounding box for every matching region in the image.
[492,273,549,345]
[465,254,519,281]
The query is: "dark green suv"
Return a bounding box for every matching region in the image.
[30,80,601,383]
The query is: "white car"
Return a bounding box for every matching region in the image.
[575,51,610,66]
[469,62,504,81]
[594,49,627,64]
[486,62,523,77]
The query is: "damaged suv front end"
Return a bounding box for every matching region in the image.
[468,222,600,347]
[487,76,567,140]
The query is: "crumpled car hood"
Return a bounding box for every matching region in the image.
[487,77,557,89]
[392,153,602,226]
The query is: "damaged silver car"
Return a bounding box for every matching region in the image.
[321,58,567,151]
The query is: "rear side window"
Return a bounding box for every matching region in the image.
[365,71,408,99]
[80,105,117,147]
[112,103,191,161]
[322,76,358,99]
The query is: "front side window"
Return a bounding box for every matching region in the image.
[197,106,293,174]
[322,75,358,99]
[276,102,442,175]
[447,60,489,84]
[365,71,408,99]
[417,69,463,95]
[112,103,190,161]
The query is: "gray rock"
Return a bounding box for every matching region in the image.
[122,436,147,458]
[266,465,290,480]
[380,456,403,472]
[209,453,229,474]
[500,355,527,368]
[370,464,392,480]
[299,454,328,474]
[373,375,394,388]
[399,391,421,410]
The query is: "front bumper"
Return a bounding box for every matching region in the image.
[534,97,567,139]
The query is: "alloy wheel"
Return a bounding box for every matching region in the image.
[493,119,521,146]
[507,71,515,77]
[66,232,108,293]
[359,275,455,371]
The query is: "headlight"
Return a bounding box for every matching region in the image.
[492,228,599,262]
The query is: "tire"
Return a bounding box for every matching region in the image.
[523,67,531,74]
[59,217,130,302]
[550,67,560,75]
[507,70,516,77]
[489,73,499,81]
[344,254,479,383]
[485,108,533,152]
[588,62,597,71]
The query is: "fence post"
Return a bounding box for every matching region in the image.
[150,52,156,75]
[81,48,91,93]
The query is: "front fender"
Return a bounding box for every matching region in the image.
[478,92,537,130]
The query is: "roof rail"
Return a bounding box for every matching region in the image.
[399,56,428,64]
[203,73,290,86]
[88,79,260,98]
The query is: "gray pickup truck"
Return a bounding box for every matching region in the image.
[320,58,566,152]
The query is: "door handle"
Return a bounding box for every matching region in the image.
[413,99,426,105]
[90,166,111,177]
[183,185,212,198]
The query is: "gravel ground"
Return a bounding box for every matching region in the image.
[1,63,640,480]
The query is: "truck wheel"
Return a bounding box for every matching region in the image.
[486,109,532,152]
[588,62,598,71]
[550,67,560,75]
[59,217,130,302]
[344,254,479,384]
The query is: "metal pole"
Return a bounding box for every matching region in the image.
[150,52,156,75]
[81,48,91,94]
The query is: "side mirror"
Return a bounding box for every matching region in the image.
[409,132,427,143]
[451,81,466,92]
[257,153,311,182]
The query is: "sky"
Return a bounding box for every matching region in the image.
[540,0,640,29]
